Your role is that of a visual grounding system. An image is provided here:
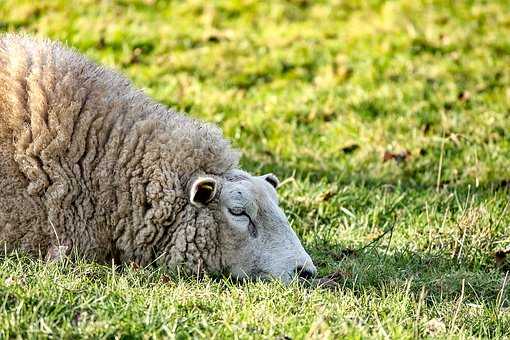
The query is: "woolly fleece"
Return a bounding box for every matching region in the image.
[0,34,241,273]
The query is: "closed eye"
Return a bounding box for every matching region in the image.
[228,208,258,238]
[228,208,245,216]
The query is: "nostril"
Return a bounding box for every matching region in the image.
[295,266,316,280]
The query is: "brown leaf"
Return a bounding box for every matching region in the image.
[383,150,411,163]
[457,90,471,102]
[206,35,221,43]
[340,144,359,154]
[495,248,510,268]
[497,180,510,190]
[160,274,173,284]
[315,270,345,289]
[315,187,337,203]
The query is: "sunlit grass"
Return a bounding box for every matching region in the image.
[1,0,509,337]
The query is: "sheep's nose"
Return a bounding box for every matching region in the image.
[295,265,317,280]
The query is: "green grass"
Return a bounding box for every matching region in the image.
[1,0,510,338]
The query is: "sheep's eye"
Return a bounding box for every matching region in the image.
[228,207,245,216]
[228,208,257,237]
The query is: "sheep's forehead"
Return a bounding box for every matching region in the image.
[222,171,276,206]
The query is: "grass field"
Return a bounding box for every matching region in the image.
[1,0,510,338]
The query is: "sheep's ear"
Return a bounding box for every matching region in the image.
[262,173,279,189]
[190,177,217,206]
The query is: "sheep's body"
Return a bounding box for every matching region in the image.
[0,34,239,270]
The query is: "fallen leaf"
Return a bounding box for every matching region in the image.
[497,180,510,190]
[315,187,337,202]
[495,248,510,268]
[457,90,471,102]
[340,144,359,154]
[315,271,345,289]
[160,274,173,284]
[383,150,411,163]
[206,35,221,43]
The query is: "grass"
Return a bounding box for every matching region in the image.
[1,0,510,338]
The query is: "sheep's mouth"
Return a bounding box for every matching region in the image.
[220,266,314,284]
[252,270,308,284]
[229,268,275,283]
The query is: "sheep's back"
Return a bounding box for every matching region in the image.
[0,33,241,261]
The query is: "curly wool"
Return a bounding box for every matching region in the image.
[0,34,240,272]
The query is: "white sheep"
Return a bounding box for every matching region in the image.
[0,34,316,282]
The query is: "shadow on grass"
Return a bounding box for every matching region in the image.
[309,242,509,304]
[242,157,510,304]
[300,178,510,305]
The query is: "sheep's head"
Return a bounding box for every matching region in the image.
[189,169,316,283]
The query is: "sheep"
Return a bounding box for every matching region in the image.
[0,34,316,282]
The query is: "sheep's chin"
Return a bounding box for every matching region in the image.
[227,267,297,284]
